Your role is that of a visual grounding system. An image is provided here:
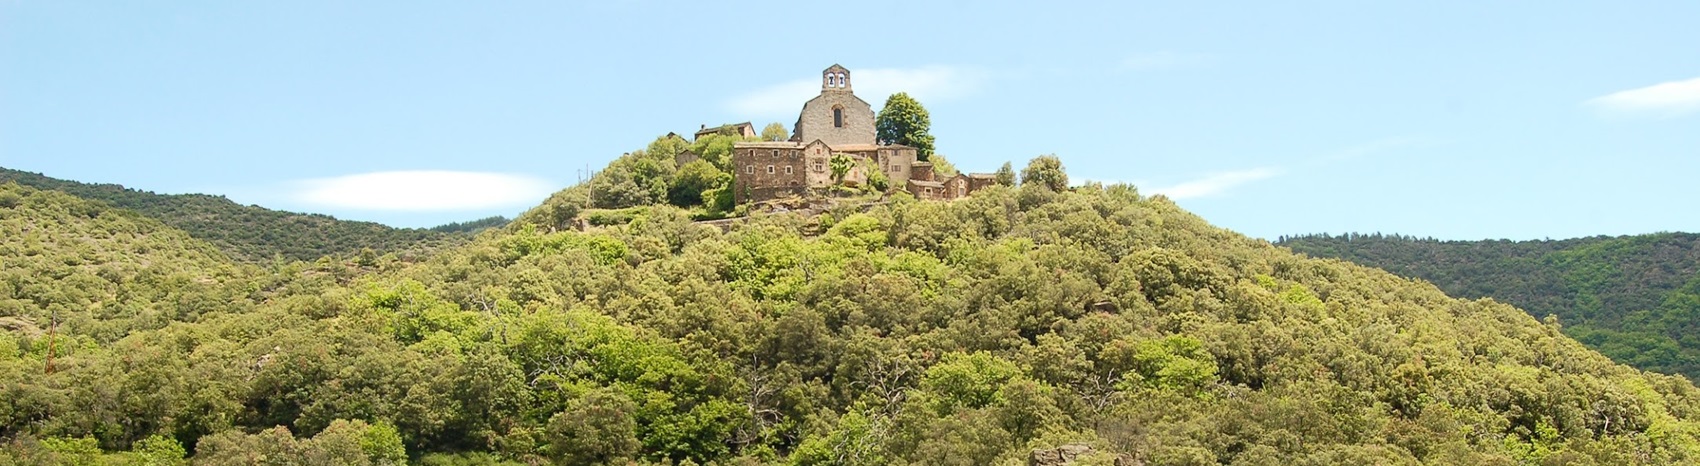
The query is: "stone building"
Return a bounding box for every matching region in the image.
[696,122,757,140]
[729,65,990,204]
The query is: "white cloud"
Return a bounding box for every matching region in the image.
[291,170,555,211]
[1148,168,1282,200]
[726,65,983,118]
[1319,136,1434,163]
[1586,76,1700,117]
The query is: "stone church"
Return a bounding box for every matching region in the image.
[730,65,990,204]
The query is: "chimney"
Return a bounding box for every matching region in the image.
[700,124,706,130]
[912,162,934,182]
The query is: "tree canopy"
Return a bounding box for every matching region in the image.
[875,93,936,161]
[760,122,789,142]
[1282,232,1700,380]
[0,167,475,263]
[1020,154,1069,191]
[8,151,1700,464]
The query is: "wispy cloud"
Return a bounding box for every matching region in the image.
[1119,51,1212,71]
[1586,76,1700,118]
[1148,168,1283,200]
[1318,136,1436,163]
[291,170,555,211]
[726,65,984,118]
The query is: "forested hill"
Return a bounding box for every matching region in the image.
[1279,232,1700,380]
[11,153,1700,464]
[0,167,489,262]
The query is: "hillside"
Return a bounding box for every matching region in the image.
[7,166,1700,464]
[0,167,484,262]
[1280,233,1700,380]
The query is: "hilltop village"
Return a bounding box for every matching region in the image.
[682,65,997,206]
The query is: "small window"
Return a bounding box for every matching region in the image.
[745,165,754,174]
[772,150,779,157]
[813,162,823,172]
[767,165,775,174]
[784,166,793,174]
[833,107,843,128]
[925,188,933,196]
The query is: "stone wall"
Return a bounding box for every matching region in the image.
[795,91,877,147]
[732,145,808,204]
[875,146,917,188]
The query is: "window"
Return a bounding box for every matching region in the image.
[745,165,754,174]
[767,165,775,174]
[833,107,843,128]
[813,162,823,172]
[784,166,793,174]
[958,187,965,197]
[772,150,779,158]
[924,188,933,196]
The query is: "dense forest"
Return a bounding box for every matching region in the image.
[8,145,1700,465]
[0,168,492,263]
[1280,233,1700,381]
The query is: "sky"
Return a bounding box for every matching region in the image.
[3,1,1698,240]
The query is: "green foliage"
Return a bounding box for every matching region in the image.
[865,162,890,192]
[11,149,1700,464]
[874,92,936,160]
[761,122,790,142]
[829,154,853,185]
[994,161,1017,187]
[1281,232,1700,380]
[929,153,959,179]
[689,133,745,171]
[670,161,728,208]
[0,169,463,262]
[922,352,1023,413]
[545,388,639,465]
[429,216,511,234]
[1020,154,1069,191]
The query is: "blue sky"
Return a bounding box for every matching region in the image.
[3,1,1697,240]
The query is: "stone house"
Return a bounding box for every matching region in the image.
[696,122,757,140]
[674,149,700,167]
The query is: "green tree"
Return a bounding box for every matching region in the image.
[546,389,640,465]
[761,122,790,141]
[669,161,727,207]
[830,154,853,185]
[875,92,936,160]
[994,162,1016,186]
[1020,154,1068,191]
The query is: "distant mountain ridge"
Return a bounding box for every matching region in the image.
[1279,232,1700,379]
[0,167,501,262]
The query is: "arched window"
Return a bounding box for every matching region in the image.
[833,107,843,128]
[837,72,846,87]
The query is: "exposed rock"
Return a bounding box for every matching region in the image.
[1029,444,1094,466]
